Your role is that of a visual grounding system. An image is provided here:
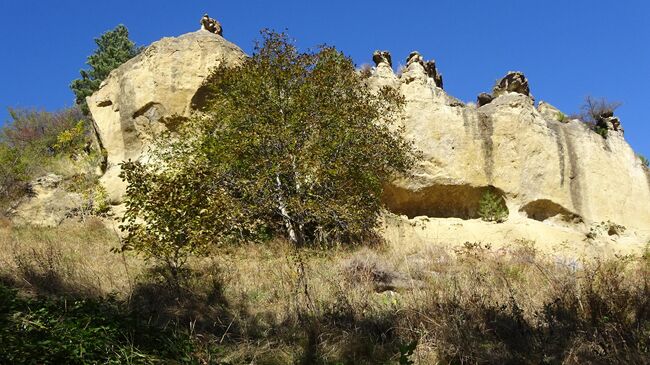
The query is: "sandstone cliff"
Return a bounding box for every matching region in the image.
[85,31,650,249]
[87,30,246,202]
[368,57,650,234]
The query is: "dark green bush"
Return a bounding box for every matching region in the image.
[0,283,212,364]
[478,189,508,222]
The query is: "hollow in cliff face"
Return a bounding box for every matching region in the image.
[382,184,507,219]
[520,199,579,222]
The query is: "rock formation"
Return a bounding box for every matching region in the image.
[9,174,83,227]
[477,92,494,107]
[200,14,223,36]
[86,31,246,202]
[405,51,443,88]
[364,58,650,234]
[83,32,650,247]
[372,50,392,67]
[493,71,531,98]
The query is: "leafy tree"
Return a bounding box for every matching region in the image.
[70,25,140,114]
[120,31,417,275]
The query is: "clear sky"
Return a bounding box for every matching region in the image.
[1,1,648,157]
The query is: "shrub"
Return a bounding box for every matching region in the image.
[576,96,622,139]
[0,283,205,364]
[120,30,418,277]
[0,107,91,211]
[478,189,508,222]
[639,154,649,168]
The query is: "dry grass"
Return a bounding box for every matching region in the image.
[0,218,142,298]
[1,222,648,364]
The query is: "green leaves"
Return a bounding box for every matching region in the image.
[121,30,418,272]
[478,189,508,223]
[70,25,140,114]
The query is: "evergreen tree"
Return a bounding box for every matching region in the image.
[70,25,140,114]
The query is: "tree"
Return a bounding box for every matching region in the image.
[70,25,140,114]
[120,31,417,275]
[477,190,508,223]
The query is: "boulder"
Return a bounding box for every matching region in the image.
[477,92,494,107]
[87,30,247,203]
[493,71,531,98]
[9,174,83,227]
[372,50,392,67]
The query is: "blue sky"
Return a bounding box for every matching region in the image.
[1,1,648,157]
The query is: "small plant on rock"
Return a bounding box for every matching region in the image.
[478,190,508,223]
[638,154,649,168]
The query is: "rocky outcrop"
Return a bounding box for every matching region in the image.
[538,101,565,122]
[477,92,494,107]
[87,30,246,203]
[85,31,650,240]
[405,52,443,88]
[9,174,83,227]
[372,50,392,67]
[367,56,650,233]
[493,71,531,98]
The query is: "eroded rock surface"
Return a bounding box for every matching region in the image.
[367,60,650,233]
[87,31,246,203]
[9,174,83,227]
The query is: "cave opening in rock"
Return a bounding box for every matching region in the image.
[520,199,578,222]
[383,184,507,219]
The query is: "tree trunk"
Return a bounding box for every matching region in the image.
[276,174,300,245]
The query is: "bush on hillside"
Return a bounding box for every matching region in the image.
[0,107,93,211]
[0,283,206,364]
[120,30,418,279]
[574,96,622,139]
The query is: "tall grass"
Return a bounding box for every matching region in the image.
[0,221,648,364]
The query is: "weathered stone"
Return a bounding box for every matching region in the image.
[200,14,223,36]
[404,52,443,88]
[87,31,246,203]
[424,60,443,89]
[372,50,392,67]
[406,51,424,67]
[493,71,531,97]
[599,116,623,133]
[367,69,650,235]
[538,101,566,122]
[477,92,494,107]
[9,174,83,227]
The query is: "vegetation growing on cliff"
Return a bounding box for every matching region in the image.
[70,25,141,114]
[120,31,418,279]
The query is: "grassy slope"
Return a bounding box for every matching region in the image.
[0,219,648,364]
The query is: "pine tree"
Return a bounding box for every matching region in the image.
[70,25,140,114]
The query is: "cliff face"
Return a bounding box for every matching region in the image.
[87,30,246,202]
[369,60,650,232]
[85,31,650,243]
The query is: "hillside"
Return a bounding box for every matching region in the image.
[1,25,649,364]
